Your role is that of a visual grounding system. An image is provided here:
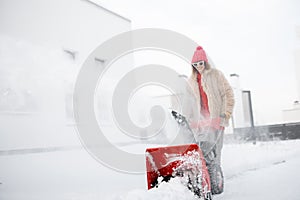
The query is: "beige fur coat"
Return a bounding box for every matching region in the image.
[178,68,235,129]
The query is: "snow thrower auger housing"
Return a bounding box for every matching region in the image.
[146,144,212,199]
[145,110,225,199]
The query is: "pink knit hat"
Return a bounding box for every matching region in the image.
[191,46,208,63]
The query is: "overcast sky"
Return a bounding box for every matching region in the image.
[100,0,300,125]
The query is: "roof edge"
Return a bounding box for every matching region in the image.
[82,0,131,23]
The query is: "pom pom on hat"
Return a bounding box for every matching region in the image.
[196,46,203,50]
[192,45,208,63]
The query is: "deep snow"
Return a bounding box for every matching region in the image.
[109,139,300,200]
[0,139,300,200]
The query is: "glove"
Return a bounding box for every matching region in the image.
[220,112,231,120]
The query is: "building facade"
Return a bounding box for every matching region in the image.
[0,0,131,150]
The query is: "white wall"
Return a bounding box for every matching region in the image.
[229,75,248,128]
[0,0,131,61]
[282,108,300,123]
[281,27,300,124]
[295,49,300,101]
[0,0,131,150]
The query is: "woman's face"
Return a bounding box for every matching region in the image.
[192,60,205,74]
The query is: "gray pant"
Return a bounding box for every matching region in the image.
[195,129,224,165]
[215,129,224,165]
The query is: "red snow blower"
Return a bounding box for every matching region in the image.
[145,110,224,199]
[146,143,212,199]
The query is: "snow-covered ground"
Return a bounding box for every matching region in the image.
[0,139,300,200]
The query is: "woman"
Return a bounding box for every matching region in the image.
[185,45,235,164]
[182,45,234,194]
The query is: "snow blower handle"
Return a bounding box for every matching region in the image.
[171,110,223,131]
[171,110,194,133]
[171,110,187,125]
